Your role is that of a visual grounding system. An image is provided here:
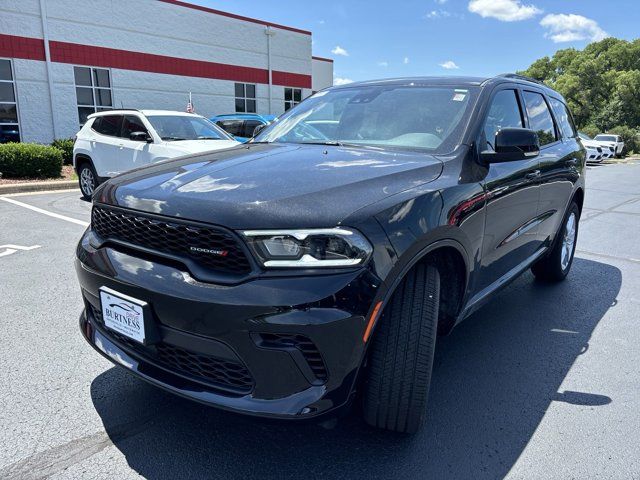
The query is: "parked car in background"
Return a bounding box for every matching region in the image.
[211,113,276,142]
[594,134,624,158]
[73,110,239,199]
[578,132,603,162]
[76,74,585,434]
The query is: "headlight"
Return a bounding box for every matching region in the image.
[242,228,372,268]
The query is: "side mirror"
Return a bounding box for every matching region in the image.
[252,123,267,137]
[481,128,540,163]
[130,131,153,143]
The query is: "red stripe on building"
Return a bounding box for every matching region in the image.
[0,34,45,61]
[49,41,312,88]
[157,0,312,36]
[312,56,334,63]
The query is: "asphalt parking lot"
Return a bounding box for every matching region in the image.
[1,161,639,480]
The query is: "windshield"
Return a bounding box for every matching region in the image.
[255,85,479,153]
[595,135,617,142]
[147,115,232,141]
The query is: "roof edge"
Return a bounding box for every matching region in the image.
[157,0,312,36]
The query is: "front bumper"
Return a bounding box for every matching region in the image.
[76,229,381,419]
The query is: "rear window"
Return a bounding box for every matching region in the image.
[92,115,122,137]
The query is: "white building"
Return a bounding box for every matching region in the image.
[0,0,334,144]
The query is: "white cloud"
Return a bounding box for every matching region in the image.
[426,9,452,19]
[540,14,608,43]
[377,61,389,67]
[435,0,448,3]
[468,0,541,22]
[403,57,410,64]
[334,77,354,86]
[440,60,460,69]
[318,19,325,25]
[331,45,349,56]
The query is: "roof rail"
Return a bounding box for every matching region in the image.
[499,73,548,87]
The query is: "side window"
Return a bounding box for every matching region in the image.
[549,97,577,139]
[217,120,243,137]
[121,115,148,139]
[523,91,558,146]
[92,115,122,137]
[243,120,263,138]
[483,89,523,151]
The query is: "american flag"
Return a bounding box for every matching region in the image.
[186,92,195,113]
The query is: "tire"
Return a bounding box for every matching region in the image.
[78,161,98,201]
[531,201,580,282]
[363,263,440,434]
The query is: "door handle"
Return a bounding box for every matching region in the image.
[525,170,541,180]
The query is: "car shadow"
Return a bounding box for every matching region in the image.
[90,257,621,479]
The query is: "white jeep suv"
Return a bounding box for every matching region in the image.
[73,110,240,199]
[594,134,625,159]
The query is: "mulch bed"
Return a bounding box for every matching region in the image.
[0,165,76,185]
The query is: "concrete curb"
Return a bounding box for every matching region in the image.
[0,180,78,195]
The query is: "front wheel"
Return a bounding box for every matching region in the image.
[363,263,440,433]
[531,201,580,282]
[78,163,98,200]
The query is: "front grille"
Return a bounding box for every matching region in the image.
[258,333,328,382]
[92,205,251,274]
[90,306,254,394]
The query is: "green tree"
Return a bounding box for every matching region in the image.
[519,37,640,136]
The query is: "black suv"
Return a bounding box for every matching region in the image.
[76,75,585,433]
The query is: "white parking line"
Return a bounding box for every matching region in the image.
[0,196,89,227]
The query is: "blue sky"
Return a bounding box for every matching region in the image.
[197,0,639,83]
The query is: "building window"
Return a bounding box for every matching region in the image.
[235,83,256,113]
[0,59,20,143]
[74,66,113,125]
[284,87,302,111]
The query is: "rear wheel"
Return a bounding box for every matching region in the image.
[531,201,580,282]
[363,263,440,434]
[78,162,98,200]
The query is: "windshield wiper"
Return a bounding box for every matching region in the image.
[161,136,188,141]
[299,141,345,147]
[197,136,223,140]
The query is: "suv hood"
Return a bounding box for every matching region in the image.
[96,144,443,229]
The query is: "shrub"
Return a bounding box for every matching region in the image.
[608,125,640,155]
[0,143,63,179]
[51,138,75,165]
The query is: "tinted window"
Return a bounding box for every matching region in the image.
[243,120,263,137]
[549,97,577,138]
[523,91,557,146]
[217,120,244,137]
[483,89,523,150]
[92,115,122,136]
[121,115,148,138]
[595,135,617,142]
